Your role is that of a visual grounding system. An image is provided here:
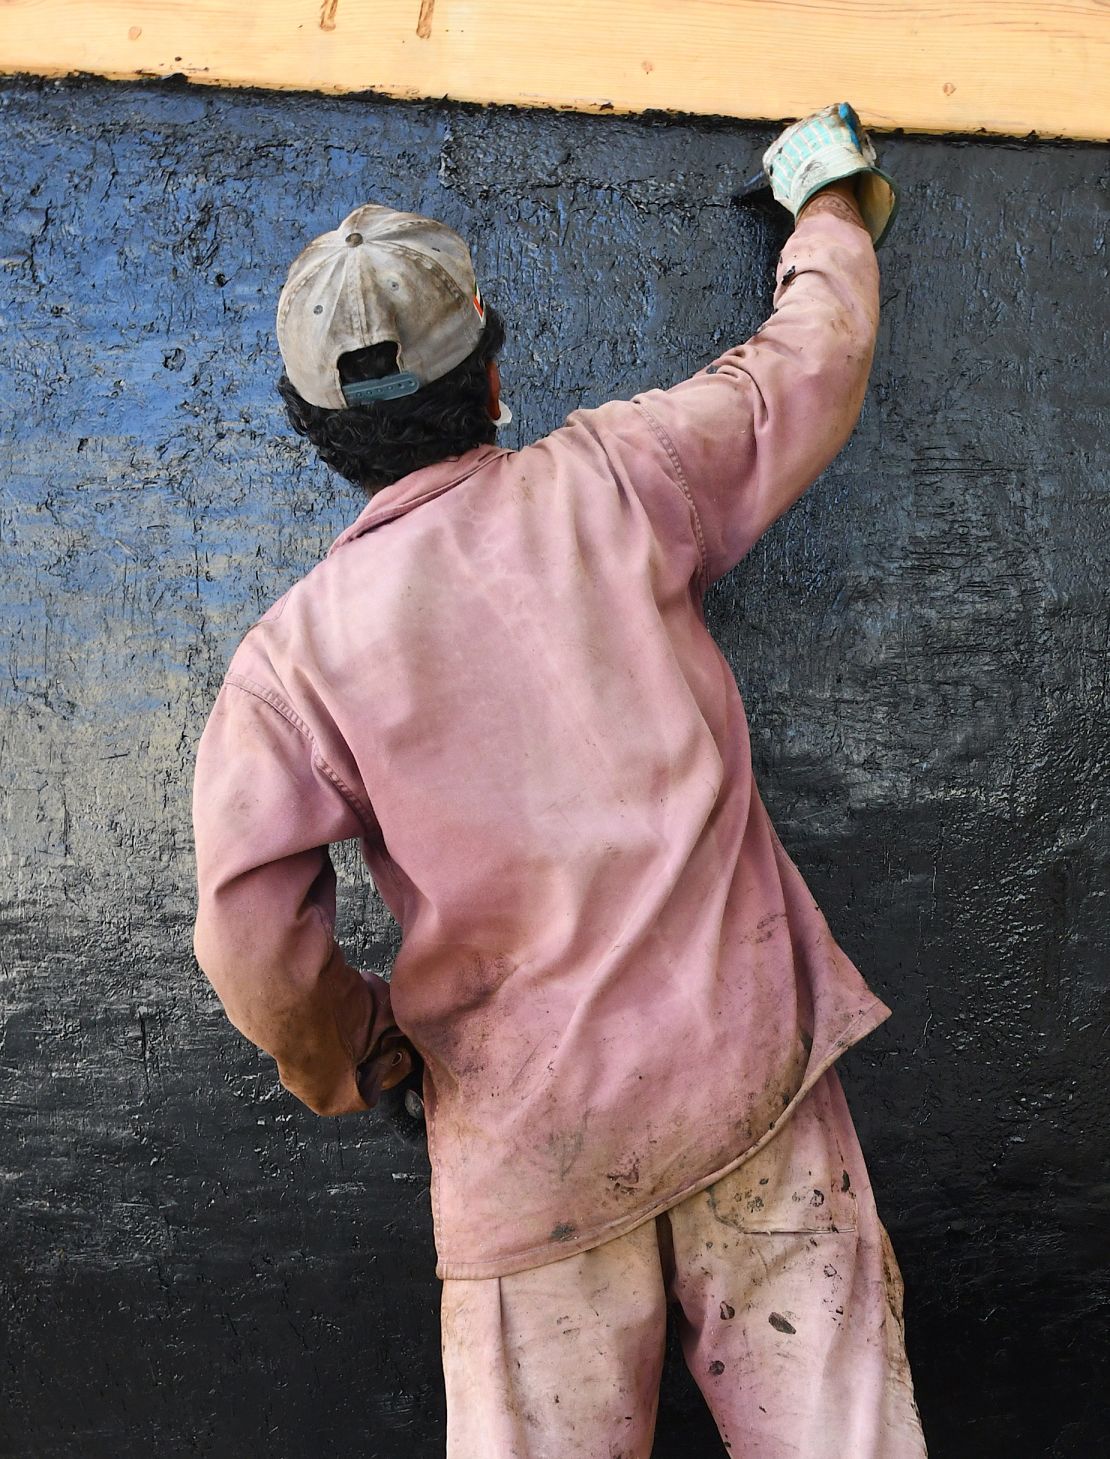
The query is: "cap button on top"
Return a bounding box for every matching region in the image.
[345,232,364,246]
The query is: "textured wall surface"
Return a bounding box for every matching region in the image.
[0,77,1106,1459]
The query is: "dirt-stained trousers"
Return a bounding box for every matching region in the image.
[441,1068,928,1458]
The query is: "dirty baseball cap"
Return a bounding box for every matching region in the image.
[277,204,488,411]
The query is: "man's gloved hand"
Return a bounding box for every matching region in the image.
[357,1029,427,1144]
[763,102,899,247]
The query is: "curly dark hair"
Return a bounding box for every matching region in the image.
[277,306,506,494]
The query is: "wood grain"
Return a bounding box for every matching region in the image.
[0,1,1105,140]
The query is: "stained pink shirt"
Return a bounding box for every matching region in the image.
[193,208,889,1279]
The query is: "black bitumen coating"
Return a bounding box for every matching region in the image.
[1,75,1107,1459]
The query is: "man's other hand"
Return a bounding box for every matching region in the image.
[357,1028,416,1104]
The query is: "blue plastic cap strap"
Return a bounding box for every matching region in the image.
[342,372,421,406]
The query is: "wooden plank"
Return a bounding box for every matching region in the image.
[0,1,1105,141]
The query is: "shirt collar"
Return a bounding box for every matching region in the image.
[328,444,508,556]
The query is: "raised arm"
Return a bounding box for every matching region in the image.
[633,189,879,584]
[193,676,404,1115]
[631,105,893,585]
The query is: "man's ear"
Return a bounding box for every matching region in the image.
[486,359,501,422]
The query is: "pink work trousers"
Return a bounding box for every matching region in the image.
[441,1070,927,1458]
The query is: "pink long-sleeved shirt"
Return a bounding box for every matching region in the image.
[193,206,889,1279]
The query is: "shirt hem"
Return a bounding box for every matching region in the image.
[434,994,892,1281]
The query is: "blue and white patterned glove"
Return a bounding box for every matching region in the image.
[763,102,899,247]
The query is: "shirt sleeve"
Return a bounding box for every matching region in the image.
[631,206,880,585]
[192,676,399,1116]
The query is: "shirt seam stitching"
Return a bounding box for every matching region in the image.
[223,674,377,835]
[632,399,710,592]
[225,672,311,736]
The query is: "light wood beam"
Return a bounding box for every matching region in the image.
[0,1,1105,141]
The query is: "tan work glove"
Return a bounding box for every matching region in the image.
[763,102,899,246]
